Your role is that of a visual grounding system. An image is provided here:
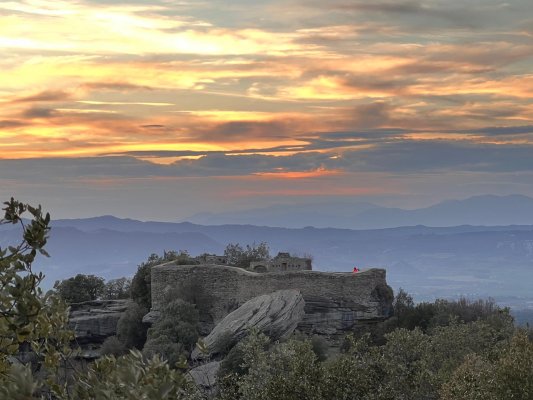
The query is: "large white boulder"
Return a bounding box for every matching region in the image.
[193,289,305,358]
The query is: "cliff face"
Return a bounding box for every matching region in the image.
[69,299,130,357]
[148,264,393,338]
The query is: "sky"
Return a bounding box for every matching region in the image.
[0,0,532,220]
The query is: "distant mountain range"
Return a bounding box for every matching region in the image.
[185,195,533,229]
[2,194,533,311]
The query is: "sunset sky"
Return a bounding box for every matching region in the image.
[1,0,532,220]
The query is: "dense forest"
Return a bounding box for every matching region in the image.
[1,199,532,399]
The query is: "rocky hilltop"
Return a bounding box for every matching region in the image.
[146,264,393,344]
[69,299,131,357]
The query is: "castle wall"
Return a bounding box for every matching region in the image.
[150,264,393,338]
[250,257,312,272]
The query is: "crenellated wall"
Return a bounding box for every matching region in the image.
[148,264,393,338]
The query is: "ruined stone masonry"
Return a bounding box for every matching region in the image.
[249,252,312,273]
[146,263,393,341]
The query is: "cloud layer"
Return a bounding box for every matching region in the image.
[0,0,532,217]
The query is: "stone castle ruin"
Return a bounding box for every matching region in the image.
[249,252,312,273]
[193,252,312,273]
[145,262,393,346]
[69,260,393,364]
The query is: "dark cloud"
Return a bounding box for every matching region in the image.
[0,120,27,129]
[198,120,293,142]
[2,132,533,186]
[110,124,533,163]
[302,0,533,33]
[21,108,58,119]
[350,102,394,129]
[341,75,411,94]
[458,125,533,136]
[140,124,167,129]
[339,141,533,173]
[12,90,71,103]
[337,1,425,14]
[308,0,480,30]
[0,157,166,181]
[389,61,493,75]
[324,129,409,139]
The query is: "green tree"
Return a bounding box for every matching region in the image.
[130,259,152,310]
[143,299,200,363]
[102,277,131,300]
[393,288,414,324]
[441,330,533,400]
[220,332,325,400]
[130,250,197,310]
[322,335,381,400]
[117,302,148,349]
[224,242,270,269]
[54,274,105,304]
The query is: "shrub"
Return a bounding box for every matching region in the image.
[71,350,199,400]
[238,339,325,400]
[0,199,75,398]
[131,251,198,310]
[145,299,200,360]
[323,335,381,400]
[163,278,215,318]
[309,335,329,362]
[101,336,127,356]
[117,302,148,349]
[441,330,533,400]
[218,342,247,378]
[142,335,185,367]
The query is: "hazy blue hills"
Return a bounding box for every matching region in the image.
[2,215,532,311]
[0,224,220,285]
[186,195,533,229]
[3,195,533,310]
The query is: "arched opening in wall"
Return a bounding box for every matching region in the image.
[253,265,267,273]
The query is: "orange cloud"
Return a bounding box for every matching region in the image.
[0,0,530,166]
[253,169,344,179]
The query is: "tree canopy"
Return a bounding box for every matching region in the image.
[224,242,270,269]
[54,274,105,304]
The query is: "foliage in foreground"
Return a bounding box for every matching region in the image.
[71,351,201,400]
[218,323,532,400]
[0,199,194,399]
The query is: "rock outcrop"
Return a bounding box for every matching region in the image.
[189,361,221,391]
[69,299,130,344]
[193,289,305,358]
[147,264,393,345]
